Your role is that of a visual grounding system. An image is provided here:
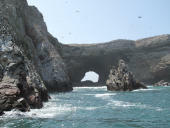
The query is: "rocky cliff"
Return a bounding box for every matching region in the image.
[61,34,170,84]
[0,0,72,92]
[0,0,72,114]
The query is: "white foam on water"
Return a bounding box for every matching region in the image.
[109,100,138,107]
[163,86,170,88]
[84,107,99,110]
[1,110,24,118]
[94,93,116,100]
[84,94,95,96]
[85,93,116,96]
[27,104,76,118]
[2,100,77,119]
[1,86,164,120]
[107,100,163,111]
[1,104,101,119]
[77,106,100,110]
[133,88,157,92]
[74,86,107,90]
[95,93,116,97]
[147,86,153,87]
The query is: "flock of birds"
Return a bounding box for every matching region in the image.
[63,0,142,39]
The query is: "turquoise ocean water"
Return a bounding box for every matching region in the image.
[0,86,170,128]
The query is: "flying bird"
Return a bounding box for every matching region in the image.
[138,16,142,19]
[75,10,80,13]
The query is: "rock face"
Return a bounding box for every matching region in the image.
[0,0,72,91]
[0,0,72,114]
[61,40,135,84]
[61,34,170,85]
[106,60,147,91]
[0,0,72,93]
[0,16,48,114]
[22,5,72,92]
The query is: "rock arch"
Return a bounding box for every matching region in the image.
[61,35,170,85]
[61,40,135,84]
[81,71,99,83]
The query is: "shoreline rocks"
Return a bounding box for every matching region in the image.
[154,80,170,86]
[106,59,147,91]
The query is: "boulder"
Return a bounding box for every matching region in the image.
[106,59,147,91]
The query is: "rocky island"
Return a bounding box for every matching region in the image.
[106,59,147,91]
[0,0,170,115]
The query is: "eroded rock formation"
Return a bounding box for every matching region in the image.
[61,34,170,85]
[0,17,48,114]
[106,60,147,91]
[0,0,72,92]
[0,0,72,114]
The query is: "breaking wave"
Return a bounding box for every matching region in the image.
[0,85,168,128]
[107,100,163,111]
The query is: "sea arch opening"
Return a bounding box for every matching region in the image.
[81,71,99,83]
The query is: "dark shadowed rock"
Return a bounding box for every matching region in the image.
[106,60,147,91]
[22,5,72,92]
[0,34,48,113]
[0,0,74,115]
[0,0,72,93]
[61,34,170,85]
[0,9,49,114]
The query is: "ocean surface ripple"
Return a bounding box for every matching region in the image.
[0,86,170,128]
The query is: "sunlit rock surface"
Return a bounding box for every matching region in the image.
[0,0,71,114]
[0,0,72,92]
[0,16,48,114]
[106,59,147,91]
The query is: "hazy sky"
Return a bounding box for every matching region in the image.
[28,0,170,44]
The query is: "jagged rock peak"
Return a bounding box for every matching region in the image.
[106,59,147,91]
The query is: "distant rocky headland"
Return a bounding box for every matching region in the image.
[0,0,170,115]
